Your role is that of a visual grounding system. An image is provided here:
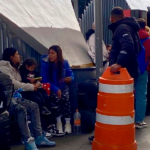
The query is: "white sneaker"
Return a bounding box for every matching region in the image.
[56,121,63,133]
[45,131,52,139]
[135,121,148,129]
[64,123,72,134]
[142,121,148,128]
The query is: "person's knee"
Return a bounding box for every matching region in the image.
[16,105,27,116]
[30,102,39,111]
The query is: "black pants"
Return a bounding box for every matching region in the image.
[50,86,71,118]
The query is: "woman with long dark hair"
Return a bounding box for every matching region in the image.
[0,48,56,150]
[41,45,74,134]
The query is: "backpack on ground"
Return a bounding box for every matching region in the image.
[0,71,13,113]
[138,37,150,74]
[78,79,98,112]
[78,79,98,133]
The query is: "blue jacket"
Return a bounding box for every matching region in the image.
[41,55,74,93]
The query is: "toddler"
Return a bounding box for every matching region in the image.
[19,58,51,115]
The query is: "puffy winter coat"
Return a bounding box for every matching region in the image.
[0,60,34,91]
[41,55,74,93]
[108,17,140,78]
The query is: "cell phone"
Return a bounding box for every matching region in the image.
[34,77,42,80]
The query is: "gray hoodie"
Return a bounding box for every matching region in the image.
[0,60,34,91]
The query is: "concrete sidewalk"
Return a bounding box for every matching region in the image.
[12,116,150,150]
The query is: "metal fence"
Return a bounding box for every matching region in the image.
[79,0,147,44]
[79,1,94,38]
[0,19,41,66]
[102,0,130,44]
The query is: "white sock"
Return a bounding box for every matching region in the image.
[56,116,61,123]
[65,118,71,124]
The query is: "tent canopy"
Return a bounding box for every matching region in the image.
[0,0,92,67]
[126,0,150,11]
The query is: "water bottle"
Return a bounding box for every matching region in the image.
[74,109,81,134]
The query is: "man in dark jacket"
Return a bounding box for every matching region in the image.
[109,7,140,79]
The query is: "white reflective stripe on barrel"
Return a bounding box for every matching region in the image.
[96,113,134,125]
[99,83,133,93]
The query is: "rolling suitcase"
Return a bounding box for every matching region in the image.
[0,111,11,150]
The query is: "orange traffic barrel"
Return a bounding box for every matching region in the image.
[92,67,137,150]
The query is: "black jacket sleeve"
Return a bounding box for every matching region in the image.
[115,24,134,66]
[19,66,30,83]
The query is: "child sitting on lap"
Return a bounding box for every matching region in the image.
[19,58,51,115]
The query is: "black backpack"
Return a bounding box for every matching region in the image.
[78,79,98,112]
[78,79,98,133]
[0,72,13,113]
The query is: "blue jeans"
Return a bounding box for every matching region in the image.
[135,71,148,123]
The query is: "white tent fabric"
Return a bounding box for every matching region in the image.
[0,0,92,66]
[126,0,150,11]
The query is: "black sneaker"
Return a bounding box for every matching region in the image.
[47,124,65,137]
[41,107,51,115]
[88,136,94,144]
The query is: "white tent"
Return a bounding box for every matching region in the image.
[0,0,92,67]
[126,0,150,11]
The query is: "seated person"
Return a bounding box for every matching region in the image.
[0,48,56,150]
[41,45,74,134]
[19,58,51,115]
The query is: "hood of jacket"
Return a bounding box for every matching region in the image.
[108,17,140,33]
[41,55,49,63]
[0,60,12,68]
[139,29,150,40]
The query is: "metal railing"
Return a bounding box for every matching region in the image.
[79,1,94,38]
[0,20,41,67]
[78,0,147,44]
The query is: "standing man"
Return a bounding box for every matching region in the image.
[135,18,150,128]
[108,7,140,79]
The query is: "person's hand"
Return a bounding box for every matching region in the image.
[38,78,42,82]
[30,78,35,83]
[57,90,61,99]
[110,64,121,73]
[34,81,42,91]
[64,77,72,84]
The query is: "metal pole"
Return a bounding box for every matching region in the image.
[95,0,103,79]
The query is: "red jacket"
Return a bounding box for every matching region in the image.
[139,29,150,73]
